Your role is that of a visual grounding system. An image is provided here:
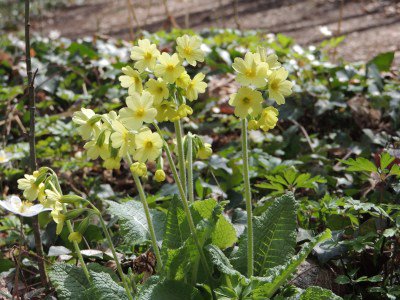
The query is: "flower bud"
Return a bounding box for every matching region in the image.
[60,194,85,204]
[248,120,259,130]
[130,162,147,177]
[154,169,166,182]
[177,104,193,118]
[197,143,212,160]
[68,231,83,243]
[258,107,279,132]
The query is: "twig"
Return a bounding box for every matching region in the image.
[289,119,315,152]
[24,0,48,286]
[233,0,241,30]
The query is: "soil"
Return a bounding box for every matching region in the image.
[32,0,400,66]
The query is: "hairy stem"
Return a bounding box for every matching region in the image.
[126,156,163,272]
[25,0,47,286]
[174,120,187,197]
[154,123,216,299]
[187,133,194,203]
[98,216,134,299]
[241,118,253,277]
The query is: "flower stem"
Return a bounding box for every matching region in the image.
[174,120,187,197]
[62,206,91,282]
[154,123,216,299]
[125,156,163,272]
[187,133,194,203]
[241,118,253,277]
[98,216,134,300]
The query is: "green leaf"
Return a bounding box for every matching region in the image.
[85,270,129,300]
[380,152,395,170]
[367,52,394,72]
[231,193,297,276]
[390,165,400,176]
[251,229,332,298]
[49,263,90,300]
[205,244,242,277]
[138,277,202,300]
[107,200,166,245]
[299,286,343,299]
[341,157,378,173]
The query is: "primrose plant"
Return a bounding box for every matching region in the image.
[8,35,336,299]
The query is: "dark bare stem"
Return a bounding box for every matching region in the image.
[25,0,47,286]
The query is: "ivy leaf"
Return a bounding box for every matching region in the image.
[341,157,378,173]
[106,200,166,245]
[231,193,297,276]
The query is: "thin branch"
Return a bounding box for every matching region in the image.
[24,0,48,286]
[289,119,315,153]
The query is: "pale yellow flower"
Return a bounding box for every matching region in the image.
[248,119,259,130]
[133,130,163,162]
[177,104,193,119]
[268,68,293,105]
[197,143,212,160]
[130,39,160,72]
[119,66,143,94]
[232,52,269,88]
[154,53,185,83]
[84,130,111,160]
[130,162,147,177]
[51,209,65,235]
[103,156,121,170]
[229,86,263,118]
[258,47,281,70]
[176,34,205,66]
[175,71,191,89]
[119,91,157,130]
[110,120,135,157]
[17,172,45,201]
[43,189,63,210]
[154,101,178,122]
[185,73,207,101]
[72,108,100,140]
[258,107,279,132]
[145,78,169,105]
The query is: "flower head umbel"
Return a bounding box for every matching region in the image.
[130,39,160,72]
[154,53,185,83]
[145,78,169,105]
[133,129,163,163]
[119,91,157,130]
[268,68,293,105]
[258,107,279,132]
[0,195,50,217]
[229,87,263,119]
[185,73,207,101]
[119,66,143,94]
[232,52,269,88]
[176,34,205,66]
[17,171,45,201]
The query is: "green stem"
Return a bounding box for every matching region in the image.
[125,156,163,272]
[62,206,91,282]
[187,133,194,203]
[174,120,187,197]
[98,216,134,300]
[241,118,253,277]
[154,123,216,299]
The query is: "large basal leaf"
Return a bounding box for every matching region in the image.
[252,229,332,298]
[162,196,186,254]
[49,263,90,300]
[107,200,166,246]
[205,244,242,277]
[231,193,297,276]
[85,270,129,300]
[299,286,342,300]
[138,277,202,300]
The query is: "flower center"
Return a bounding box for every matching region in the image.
[184,47,192,55]
[245,69,255,77]
[144,52,152,60]
[166,64,175,72]
[242,97,251,104]
[0,155,5,162]
[20,201,33,213]
[158,87,164,93]
[145,141,153,149]
[135,108,145,118]
[270,80,279,90]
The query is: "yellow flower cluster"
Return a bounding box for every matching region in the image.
[72,35,209,182]
[229,47,293,131]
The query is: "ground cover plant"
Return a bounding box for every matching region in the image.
[1,6,400,300]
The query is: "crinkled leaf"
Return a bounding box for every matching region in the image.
[84,270,128,300]
[138,277,202,300]
[106,200,166,245]
[231,193,297,276]
[299,286,343,299]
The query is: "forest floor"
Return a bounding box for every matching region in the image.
[32,0,400,66]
